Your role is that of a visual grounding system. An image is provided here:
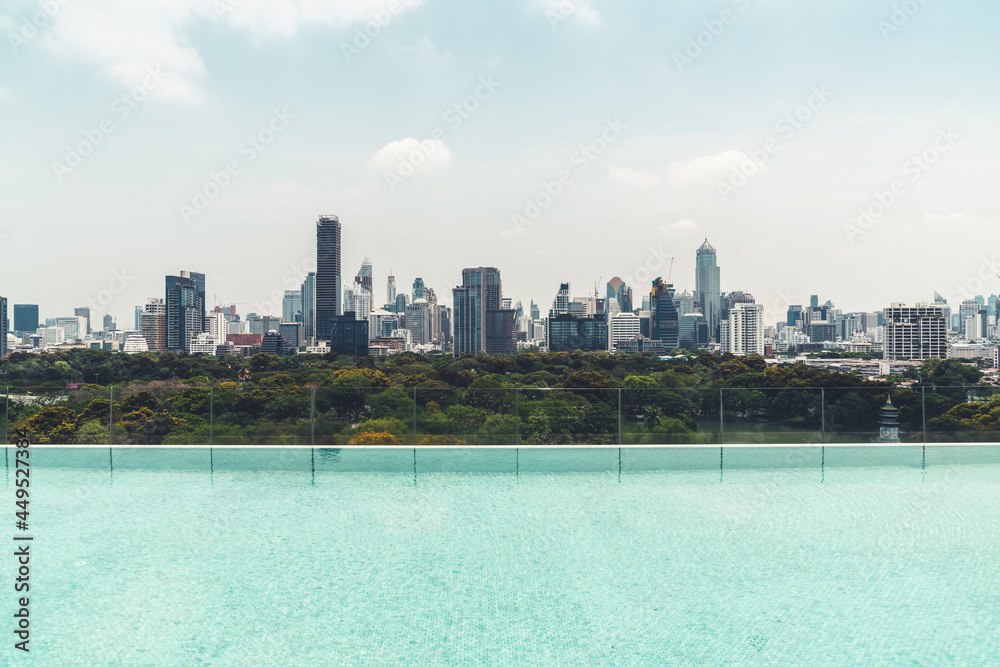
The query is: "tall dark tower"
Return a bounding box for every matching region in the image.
[315,215,342,340]
[695,238,721,342]
[650,278,679,350]
[165,270,205,352]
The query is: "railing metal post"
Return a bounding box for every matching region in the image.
[821,387,826,444]
[413,387,417,446]
[719,388,725,445]
[4,387,8,445]
[921,386,928,444]
[515,388,520,446]
[209,386,214,446]
[311,387,316,447]
[618,388,622,446]
[109,385,113,446]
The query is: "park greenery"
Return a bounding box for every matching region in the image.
[0,349,992,445]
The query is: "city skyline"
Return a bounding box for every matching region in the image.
[4,225,1000,333]
[2,1,998,318]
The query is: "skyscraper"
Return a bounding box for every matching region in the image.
[882,304,947,361]
[74,307,91,335]
[165,271,205,352]
[13,304,38,334]
[650,278,679,350]
[720,303,765,357]
[695,238,721,341]
[301,272,316,344]
[315,215,342,340]
[453,267,513,356]
[607,277,633,314]
[282,290,302,323]
[0,297,7,358]
[412,277,427,301]
[387,273,397,305]
[355,258,373,310]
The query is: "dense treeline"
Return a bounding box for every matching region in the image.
[0,349,991,445]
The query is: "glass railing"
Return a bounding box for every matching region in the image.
[3,385,999,446]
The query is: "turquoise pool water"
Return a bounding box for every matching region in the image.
[4,446,1000,666]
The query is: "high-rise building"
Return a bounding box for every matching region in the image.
[13,305,38,334]
[882,304,947,361]
[607,277,633,314]
[300,272,316,344]
[405,300,433,346]
[674,289,695,317]
[530,300,540,321]
[609,312,641,352]
[722,291,755,324]
[343,283,372,322]
[394,293,409,315]
[315,215,342,340]
[679,312,709,349]
[74,307,91,335]
[278,322,304,349]
[141,298,167,352]
[412,278,427,302]
[547,312,607,352]
[650,278,679,351]
[208,312,227,344]
[102,314,115,332]
[787,305,804,328]
[0,297,7,358]
[551,283,571,315]
[165,271,205,352]
[720,303,764,357]
[933,292,951,330]
[329,313,369,356]
[453,267,513,355]
[355,258,373,311]
[387,273,396,305]
[695,238,721,341]
[810,295,820,308]
[282,290,303,323]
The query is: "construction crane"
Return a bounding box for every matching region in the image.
[666,257,675,285]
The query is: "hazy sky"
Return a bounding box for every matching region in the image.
[1,0,998,327]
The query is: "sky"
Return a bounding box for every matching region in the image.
[1,0,999,327]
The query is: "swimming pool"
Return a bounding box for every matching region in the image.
[6,445,1000,665]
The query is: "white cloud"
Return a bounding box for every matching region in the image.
[528,0,601,27]
[366,137,452,172]
[218,0,425,39]
[608,165,660,188]
[38,0,425,102]
[661,219,699,234]
[664,150,767,187]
